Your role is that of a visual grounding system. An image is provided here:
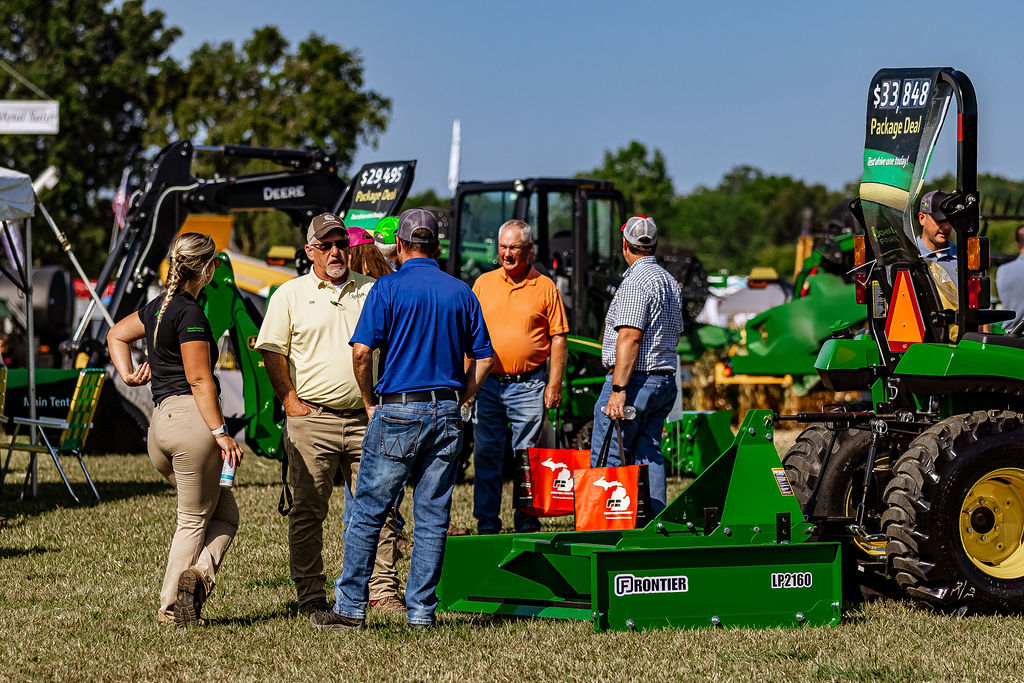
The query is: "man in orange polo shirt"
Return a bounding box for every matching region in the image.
[471,219,569,534]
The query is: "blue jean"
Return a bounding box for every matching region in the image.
[590,373,676,517]
[472,374,546,533]
[334,399,462,625]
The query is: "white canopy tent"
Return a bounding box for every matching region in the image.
[0,166,36,219]
[0,167,115,497]
[0,166,41,489]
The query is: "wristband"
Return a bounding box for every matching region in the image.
[211,424,228,437]
[611,384,626,393]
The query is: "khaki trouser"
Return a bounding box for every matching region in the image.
[284,408,401,608]
[148,394,239,623]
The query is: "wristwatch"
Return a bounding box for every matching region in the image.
[211,424,228,437]
[611,384,626,393]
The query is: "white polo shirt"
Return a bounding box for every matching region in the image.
[255,268,375,410]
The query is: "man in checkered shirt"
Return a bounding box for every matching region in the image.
[589,215,682,519]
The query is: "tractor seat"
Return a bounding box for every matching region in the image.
[961,332,1024,351]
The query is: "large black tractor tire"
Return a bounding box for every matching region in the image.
[783,423,899,600]
[882,410,1024,613]
[783,424,877,518]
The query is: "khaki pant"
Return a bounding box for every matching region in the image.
[148,394,239,623]
[284,408,400,608]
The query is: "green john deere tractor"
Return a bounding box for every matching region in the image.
[782,67,1024,612]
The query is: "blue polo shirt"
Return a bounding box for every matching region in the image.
[351,258,493,395]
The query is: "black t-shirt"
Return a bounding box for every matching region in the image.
[139,291,218,405]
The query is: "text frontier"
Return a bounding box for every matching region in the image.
[613,573,689,597]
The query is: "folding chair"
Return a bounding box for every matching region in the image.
[0,368,105,503]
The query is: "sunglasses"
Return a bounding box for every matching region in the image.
[309,239,349,252]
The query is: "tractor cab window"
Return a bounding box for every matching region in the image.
[457,190,516,281]
[527,190,575,304]
[525,191,574,266]
[586,197,618,272]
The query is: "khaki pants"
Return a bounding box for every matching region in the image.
[284,408,400,608]
[148,394,239,623]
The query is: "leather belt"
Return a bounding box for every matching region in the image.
[604,368,675,376]
[491,366,544,383]
[377,389,460,405]
[301,400,362,417]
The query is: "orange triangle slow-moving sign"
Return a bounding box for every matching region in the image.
[884,269,926,352]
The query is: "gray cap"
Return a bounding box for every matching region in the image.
[397,208,439,244]
[307,212,347,243]
[621,215,658,246]
[920,190,950,221]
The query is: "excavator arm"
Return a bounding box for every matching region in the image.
[65,139,415,365]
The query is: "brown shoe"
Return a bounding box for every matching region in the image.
[309,610,364,630]
[299,598,332,615]
[369,595,406,613]
[447,523,470,536]
[173,567,208,626]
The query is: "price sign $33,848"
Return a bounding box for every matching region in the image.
[872,78,930,111]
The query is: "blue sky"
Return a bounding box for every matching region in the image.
[147,0,1024,197]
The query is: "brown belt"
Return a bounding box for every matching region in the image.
[301,400,362,417]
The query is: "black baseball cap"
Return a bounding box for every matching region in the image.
[919,191,950,221]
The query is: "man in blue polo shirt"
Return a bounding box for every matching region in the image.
[311,208,495,631]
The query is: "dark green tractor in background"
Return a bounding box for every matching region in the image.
[782,67,1024,612]
[445,178,710,446]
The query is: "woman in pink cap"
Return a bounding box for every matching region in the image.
[347,226,394,280]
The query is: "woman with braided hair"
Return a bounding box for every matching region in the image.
[107,232,243,626]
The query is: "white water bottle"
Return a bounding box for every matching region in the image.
[220,459,236,488]
[601,405,637,420]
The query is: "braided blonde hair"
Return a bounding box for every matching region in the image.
[152,232,217,347]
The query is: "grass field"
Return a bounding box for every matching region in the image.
[2,433,1024,682]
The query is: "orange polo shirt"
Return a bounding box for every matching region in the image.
[472,266,569,375]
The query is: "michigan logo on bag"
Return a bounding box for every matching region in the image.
[542,457,575,493]
[592,476,633,515]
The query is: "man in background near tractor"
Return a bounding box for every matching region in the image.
[917,190,958,279]
[374,216,399,270]
[590,215,682,519]
[255,212,404,615]
[996,224,1024,332]
[471,219,569,534]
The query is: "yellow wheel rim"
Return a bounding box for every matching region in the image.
[960,467,1024,579]
[845,454,890,558]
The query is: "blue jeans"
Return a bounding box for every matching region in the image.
[334,399,463,625]
[472,374,545,533]
[590,373,676,517]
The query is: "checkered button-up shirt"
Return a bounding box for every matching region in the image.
[601,256,683,372]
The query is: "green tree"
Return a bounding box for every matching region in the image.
[154,27,391,256]
[0,0,180,270]
[578,141,675,220]
[401,189,449,214]
[672,166,844,275]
